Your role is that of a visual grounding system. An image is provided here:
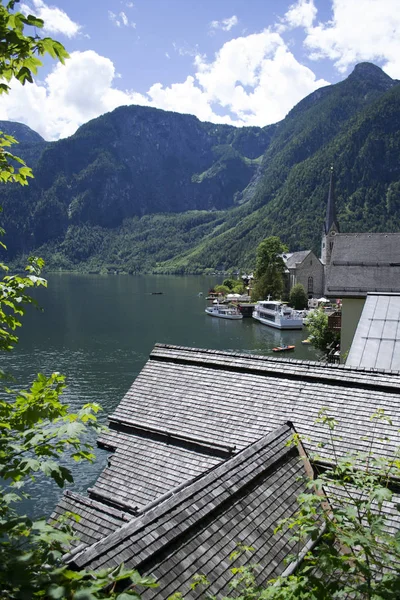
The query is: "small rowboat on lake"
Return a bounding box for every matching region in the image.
[272,345,295,353]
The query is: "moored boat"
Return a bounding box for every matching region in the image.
[272,345,295,352]
[252,301,303,329]
[205,304,243,320]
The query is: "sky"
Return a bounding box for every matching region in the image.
[1,0,399,141]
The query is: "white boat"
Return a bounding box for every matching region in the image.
[252,301,303,329]
[205,304,243,320]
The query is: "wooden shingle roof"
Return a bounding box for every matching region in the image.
[54,344,400,565]
[70,424,312,598]
[105,344,400,466]
[50,490,130,548]
[90,430,222,513]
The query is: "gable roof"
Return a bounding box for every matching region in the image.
[326,233,400,297]
[346,293,400,370]
[50,490,130,548]
[70,424,314,598]
[285,250,311,269]
[54,344,400,562]
[106,344,400,465]
[89,429,222,513]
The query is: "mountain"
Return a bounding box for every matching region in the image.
[0,62,399,274]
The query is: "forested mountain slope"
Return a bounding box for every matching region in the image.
[0,62,399,273]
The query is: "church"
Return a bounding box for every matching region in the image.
[283,167,338,298]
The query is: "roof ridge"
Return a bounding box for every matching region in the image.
[70,424,295,569]
[63,490,131,521]
[150,344,400,389]
[106,416,236,458]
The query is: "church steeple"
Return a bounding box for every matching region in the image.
[321,166,340,265]
[324,166,339,234]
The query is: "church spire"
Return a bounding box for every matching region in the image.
[324,165,339,234]
[321,166,340,266]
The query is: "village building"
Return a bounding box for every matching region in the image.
[284,250,324,298]
[53,344,400,594]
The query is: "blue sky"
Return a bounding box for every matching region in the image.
[1,0,399,140]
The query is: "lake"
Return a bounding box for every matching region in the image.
[2,274,320,517]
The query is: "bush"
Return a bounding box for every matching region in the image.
[289,283,308,310]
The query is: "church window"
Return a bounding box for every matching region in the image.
[308,276,314,294]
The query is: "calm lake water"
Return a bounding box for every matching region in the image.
[2,274,320,517]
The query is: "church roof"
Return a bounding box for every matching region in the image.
[346,293,400,370]
[326,233,400,297]
[70,424,314,598]
[324,167,339,234]
[285,250,311,269]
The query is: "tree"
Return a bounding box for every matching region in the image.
[222,278,245,294]
[289,283,308,310]
[0,2,154,597]
[214,284,230,296]
[251,236,287,301]
[305,308,340,357]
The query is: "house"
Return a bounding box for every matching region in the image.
[325,233,400,356]
[284,250,324,298]
[68,424,317,598]
[52,344,400,588]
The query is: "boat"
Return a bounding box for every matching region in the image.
[301,339,312,345]
[272,345,295,352]
[205,304,243,320]
[252,301,303,329]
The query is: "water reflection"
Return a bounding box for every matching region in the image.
[2,274,321,516]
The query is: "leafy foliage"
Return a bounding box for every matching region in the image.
[251,236,287,301]
[305,308,340,356]
[0,2,156,598]
[289,283,308,310]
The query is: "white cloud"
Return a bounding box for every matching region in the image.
[108,9,136,28]
[0,30,330,140]
[0,51,145,140]
[280,0,317,31]
[210,15,238,32]
[303,0,400,77]
[192,31,329,126]
[20,0,81,38]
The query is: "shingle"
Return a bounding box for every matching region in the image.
[55,344,400,583]
[49,491,130,547]
[72,425,315,598]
